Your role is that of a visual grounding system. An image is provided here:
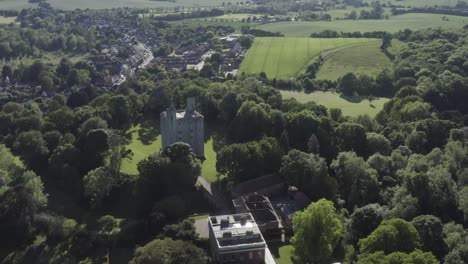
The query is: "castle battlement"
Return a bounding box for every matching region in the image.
[160,97,204,158]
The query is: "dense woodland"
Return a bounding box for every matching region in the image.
[0,3,468,264]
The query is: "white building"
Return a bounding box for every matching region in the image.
[208,213,276,264]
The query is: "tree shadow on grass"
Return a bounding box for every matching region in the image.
[339,93,366,103]
[138,119,160,145]
[268,241,292,260]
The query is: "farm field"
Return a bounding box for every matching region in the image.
[363,0,457,7]
[240,37,378,80]
[214,13,264,21]
[281,91,389,117]
[122,123,219,182]
[315,41,392,80]
[258,13,468,37]
[169,19,257,32]
[0,0,235,10]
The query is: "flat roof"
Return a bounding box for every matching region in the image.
[209,213,266,250]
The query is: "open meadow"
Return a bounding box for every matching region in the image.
[258,13,468,37]
[363,0,458,7]
[0,16,16,24]
[315,41,392,80]
[239,37,379,80]
[169,19,257,32]
[121,123,219,182]
[1,0,234,10]
[281,90,389,117]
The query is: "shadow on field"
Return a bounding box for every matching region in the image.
[138,119,160,145]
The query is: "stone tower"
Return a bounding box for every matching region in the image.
[160,97,204,158]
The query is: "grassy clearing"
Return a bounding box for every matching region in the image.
[0,16,16,24]
[316,41,392,80]
[281,90,389,117]
[269,243,293,264]
[240,37,378,80]
[121,124,162,175]
[258,13,468,37]
[122,123,219,182]
[202,137,218,183]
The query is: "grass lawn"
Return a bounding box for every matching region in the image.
[121,124,162,175]
[0,16,16,24]
[258,13,468,37]
[269,243,293,264]
[315,41,392,80]
[240,37,378,80]
[121,123,219,182]
[202,137,218,183]
[281,90,389,117]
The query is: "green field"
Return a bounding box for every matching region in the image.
[240,37,378,80]
[258,13,468,37]
[0,0,235,10]
[281,91,389,117]
[315,41,392,80]
[0,16,16,24]
[121,124,162,175]
[122,124,219,182]
[275,245,293,264]
[363,0,457,7]
[169,19,257,32]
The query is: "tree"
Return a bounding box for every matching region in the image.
[280,150,336,200]
[350,204,384,245]
[331,152,379,208]
[411,215,448,260]
[458,186,468,223]
[129,238,208,264]
[138,143,200,195]
[357,250,438,264]
[161,219,199,241]
[46,106,76,133]
[335,122,367,156]
[291,199,342,264]
[217,137,282,182]
[287,110,320,151]
[358,218,421,255]
[337,73,359,96]
[307,134,320,154]
[230,101,271,142]
[366,132,391,156]
[83,167,117,209]
[13,130,49,172]
[380,33,392,51]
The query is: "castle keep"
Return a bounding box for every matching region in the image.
[160,97,204,158]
